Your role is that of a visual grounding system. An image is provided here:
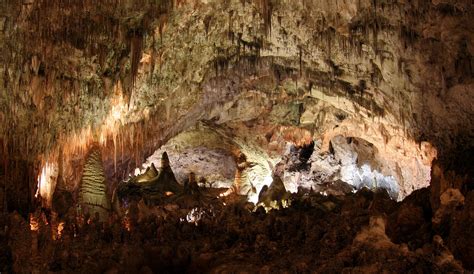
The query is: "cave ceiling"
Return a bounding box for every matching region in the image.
[0,0,473,199]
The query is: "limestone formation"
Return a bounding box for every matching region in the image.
[153,152,182,194]
[134,163,159,184]
[0,0,472,272]
[257,173,290,209]
[118,152,182,203]
[79,149,110,220]
[1,0,471,202]
[183,172,200,196]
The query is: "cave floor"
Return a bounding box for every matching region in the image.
[2,187,472,273]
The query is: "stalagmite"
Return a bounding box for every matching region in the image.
[0,0,473,272]
[79,148,110,220]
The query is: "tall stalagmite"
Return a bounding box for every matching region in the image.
[79,148,110,219]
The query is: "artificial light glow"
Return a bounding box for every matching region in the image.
[344,163,400,199]
[220,190,231,197]
[112,105,123,121]
[186,208,204,225]
[134,168,141,176]
[36,83,132,199]
[247,173,273,204]
[57,222,65,238]
[123,216,131,232]
[36,162,58,207]
[29,215,39,231]
[108,87,127,123]
[256,198,291,213]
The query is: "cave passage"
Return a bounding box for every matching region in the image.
[0,0,473,273]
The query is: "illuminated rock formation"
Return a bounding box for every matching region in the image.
[117,152,182,203]
[257,173,290,210]
[1,0,471,203]
[79,149,110,219]
[133,163,159,184]
[0,0,473,271]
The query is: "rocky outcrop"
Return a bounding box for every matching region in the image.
[153,152,182,194]
[139,125,238,187]
[257,174,290,209]
[118,152,182,204]
[448,191,474,270]
[3,183,472,272]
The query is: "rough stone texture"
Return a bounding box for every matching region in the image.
[79,149,110,219]
[0,1,472,211]
[140,125,238,187]
[2,184,471,272]
[447,191,474,270]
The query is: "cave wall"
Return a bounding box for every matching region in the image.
[0,0,472,208]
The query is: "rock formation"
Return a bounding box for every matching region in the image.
[257,172,290,209]
[79,149,110,220]
[118,151,182,203]
[1,0,471,201]
[0,0,472,272]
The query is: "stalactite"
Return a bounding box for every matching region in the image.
[1,138,7,177]
[298,46,303,77]
[228,10,234,42]
[158,14,168,43]
[256,0,272,36]
[204,16,211,37]
[149,34,156,84]
[121,128,124,166]
[113,132,117,173]
[130,30,144,86]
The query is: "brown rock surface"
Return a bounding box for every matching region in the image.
[0,0,472,272]
[0,0,472,205]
